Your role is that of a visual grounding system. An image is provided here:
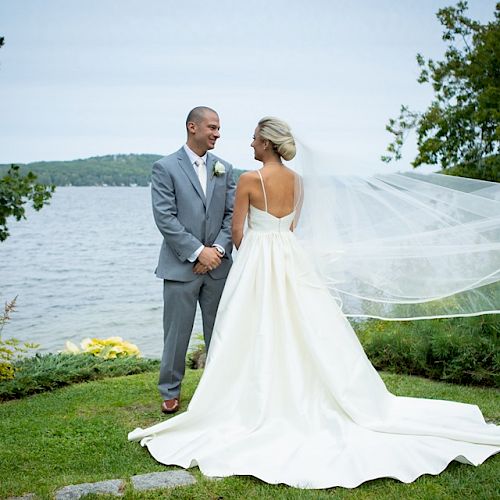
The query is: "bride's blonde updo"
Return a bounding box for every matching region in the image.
[257,116,296,161]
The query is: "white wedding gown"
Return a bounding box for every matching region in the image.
[129,200,500,489]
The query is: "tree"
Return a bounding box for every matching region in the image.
[0,165,55,241]
[382,1,500,175]
[0,36,55,241]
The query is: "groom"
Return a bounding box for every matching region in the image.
[151,106,236,414]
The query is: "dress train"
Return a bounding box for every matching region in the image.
[129,205,499,489]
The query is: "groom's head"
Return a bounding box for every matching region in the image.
[186,106,220,155]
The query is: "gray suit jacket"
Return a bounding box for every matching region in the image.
[152,147,236,282]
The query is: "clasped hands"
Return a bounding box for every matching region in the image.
[193,246,224,274]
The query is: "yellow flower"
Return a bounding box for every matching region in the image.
[62,337,141,358]
[63,341,81,354]
[80,338,95,350]
[102,336,124,344]
[121,340,140,355]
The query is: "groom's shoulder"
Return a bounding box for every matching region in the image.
[154,148,184,170]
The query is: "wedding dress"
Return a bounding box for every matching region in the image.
[129,176,500,489]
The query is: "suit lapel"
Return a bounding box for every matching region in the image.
[205,154,217,209]
[177,148,206,206]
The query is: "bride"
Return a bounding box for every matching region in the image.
[129,117,500,489]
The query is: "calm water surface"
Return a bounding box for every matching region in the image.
[0,187,204,358]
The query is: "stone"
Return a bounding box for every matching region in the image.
[54,479,125,499]
[7,494,36,500]
[131,471,196,491]
[194,351,207,369]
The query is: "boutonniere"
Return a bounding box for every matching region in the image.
[213,161,226,177]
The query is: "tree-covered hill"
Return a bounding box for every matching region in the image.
[0,154,246,186]
[0,154,161,186]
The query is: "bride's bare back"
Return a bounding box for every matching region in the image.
[249,165,297,218]
[232,164,301,248]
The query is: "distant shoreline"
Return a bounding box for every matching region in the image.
[0,153,245,187]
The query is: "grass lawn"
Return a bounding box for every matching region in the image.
[0,369,499,499]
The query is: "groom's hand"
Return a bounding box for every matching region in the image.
[197,247,222,270]
[193,262,209,274]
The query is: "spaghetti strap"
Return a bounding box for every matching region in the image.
[293,174,303,211]
[257,170,268,212]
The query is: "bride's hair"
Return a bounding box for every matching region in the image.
[257,117,296,161]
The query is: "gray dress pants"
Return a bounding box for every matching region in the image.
[158,273,226,399]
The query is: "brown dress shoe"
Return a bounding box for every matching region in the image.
[161,398,180,414]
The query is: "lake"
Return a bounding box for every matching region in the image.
[0,187,205,359]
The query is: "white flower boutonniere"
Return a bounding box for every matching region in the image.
[213,161,226,177]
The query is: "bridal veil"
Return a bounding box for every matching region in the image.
[291,142,500,320]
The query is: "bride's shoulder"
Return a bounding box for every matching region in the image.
[235,170,259,195]
[237,170,260,184]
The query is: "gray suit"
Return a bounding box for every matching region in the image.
[152,147,236,399]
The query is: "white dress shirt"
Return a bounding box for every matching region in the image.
[183,144,225,263]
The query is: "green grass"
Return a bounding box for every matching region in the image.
[0,370,499,499]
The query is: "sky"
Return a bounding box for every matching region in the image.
[0,0,497,174]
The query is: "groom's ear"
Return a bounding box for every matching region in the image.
[186,121,197,135]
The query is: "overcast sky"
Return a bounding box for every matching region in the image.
[0,1,496,174]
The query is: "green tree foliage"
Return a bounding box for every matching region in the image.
[0,37,55,241]
[0,165,55,242]
[382,2,499,178]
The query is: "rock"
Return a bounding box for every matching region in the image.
[7,494,37,500]
[187,348,206,369]
[194,351,206,369]
[131,471,196,491]
[54,479,125,499]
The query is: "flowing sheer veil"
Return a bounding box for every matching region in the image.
[291,141,500,320]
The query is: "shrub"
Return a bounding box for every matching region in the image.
[354,315,499,387]
[0,298,39,381]
[0,353,159,401]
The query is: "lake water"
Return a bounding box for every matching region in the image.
[0,187,205,359]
